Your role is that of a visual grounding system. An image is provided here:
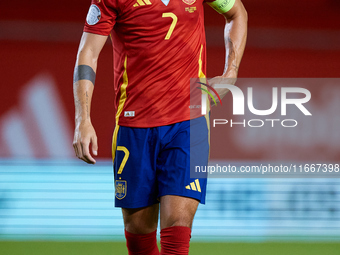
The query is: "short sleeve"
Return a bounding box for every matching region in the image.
[84,0,117,36]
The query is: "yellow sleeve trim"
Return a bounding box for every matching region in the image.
[207,0,236,14]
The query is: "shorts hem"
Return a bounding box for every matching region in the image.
[115,200,159,209]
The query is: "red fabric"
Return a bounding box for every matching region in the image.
[84,0,207,128]
[125,229,159,255]
[160,226,191,255]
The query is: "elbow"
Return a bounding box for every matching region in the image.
[225,5,248,24]
[77,47,98,67]
[243,8,248,24]
[238,0,248,22]
[237,2,248,24]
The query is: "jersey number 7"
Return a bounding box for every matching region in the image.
[162,12,178,40]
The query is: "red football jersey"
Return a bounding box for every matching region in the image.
[84,0,207,127]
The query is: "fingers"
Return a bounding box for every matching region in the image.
[81,139,96,164]
[73,141,81,159]
[92,136,98,156]
[73,137,97,164]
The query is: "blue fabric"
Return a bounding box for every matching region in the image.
[113,116,209,208]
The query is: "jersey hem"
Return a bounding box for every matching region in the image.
[117,115,204,128]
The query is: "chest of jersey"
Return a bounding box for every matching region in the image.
[114,0,204,47]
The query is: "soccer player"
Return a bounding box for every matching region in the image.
[73,0,247,254]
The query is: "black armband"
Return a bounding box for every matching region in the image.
[73,65,96,85]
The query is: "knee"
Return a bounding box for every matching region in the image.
[125,219,158,234]
[123,206,159,234]
[162,214,194,229]
[160,196,199,229]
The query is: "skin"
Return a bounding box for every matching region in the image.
[209,0,248,104]
[73,0,247,234]
[73,33,107,164]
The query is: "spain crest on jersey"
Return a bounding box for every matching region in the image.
[182,0,196,5]
[115,180,127,199]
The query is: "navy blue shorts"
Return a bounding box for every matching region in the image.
[112,116,209,208]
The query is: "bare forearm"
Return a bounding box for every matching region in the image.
[223,5,247,77]
[73,36,99,124]
[72,46,99,164]
[72,31,107,164]
[73,79,95,124]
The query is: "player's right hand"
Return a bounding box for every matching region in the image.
[73,121,98,164]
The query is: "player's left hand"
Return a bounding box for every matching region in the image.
[207,74,237,107]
